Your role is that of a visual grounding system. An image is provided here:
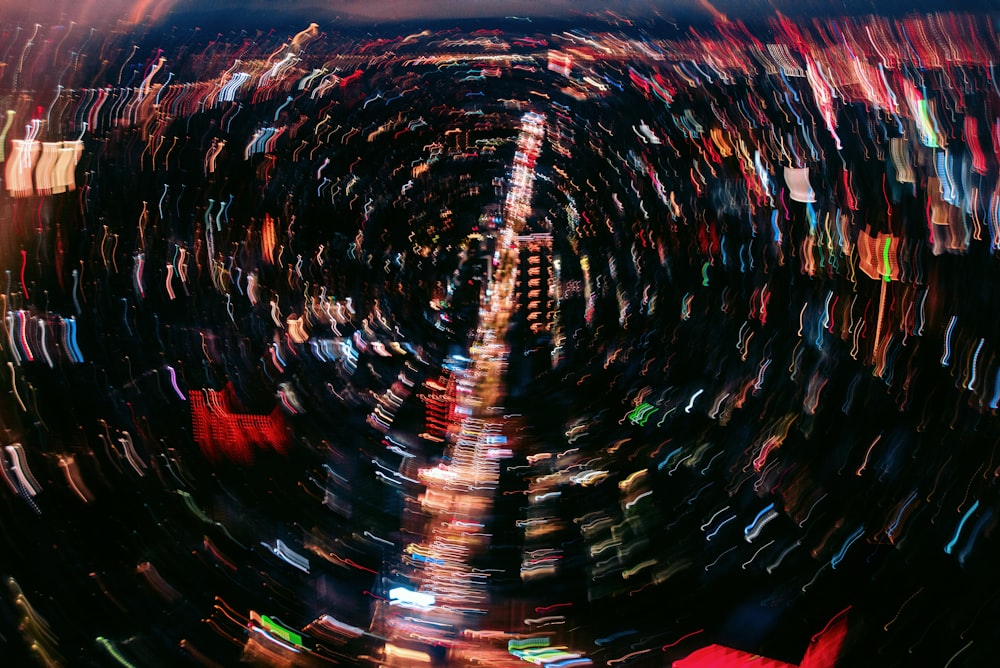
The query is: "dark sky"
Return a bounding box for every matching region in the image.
[0,0,996,29]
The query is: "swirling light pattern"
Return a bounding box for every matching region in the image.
[0,4,997,667]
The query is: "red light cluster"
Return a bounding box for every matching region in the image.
[189,383,291,464]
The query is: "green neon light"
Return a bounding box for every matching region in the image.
[261,615,304,647]
[636,404,656,426]
[509,637,551,652]
[916,100,938,148]
[882,237,892,282]
[96,637,138,668]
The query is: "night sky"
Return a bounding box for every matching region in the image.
[0,2,997,668]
